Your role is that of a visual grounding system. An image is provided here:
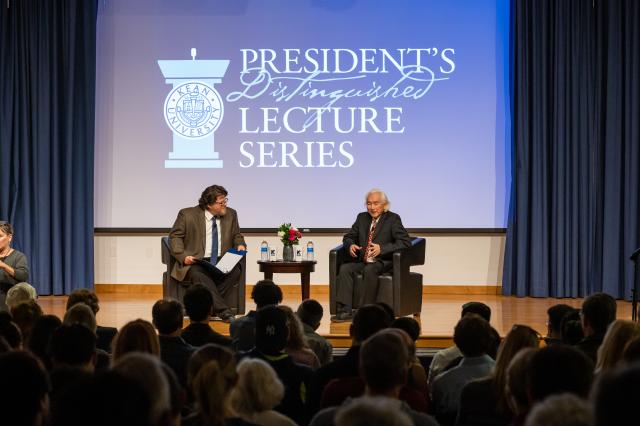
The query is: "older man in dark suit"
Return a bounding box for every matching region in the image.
[169,185,246,321]
[333,189,411,322]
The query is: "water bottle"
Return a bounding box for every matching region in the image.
[306,241,314,261]
[260,241,269,261]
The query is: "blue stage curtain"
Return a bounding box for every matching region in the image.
[0,0,97,295]
[504,0,640,298]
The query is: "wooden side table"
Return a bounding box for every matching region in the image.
[257,260,317,300]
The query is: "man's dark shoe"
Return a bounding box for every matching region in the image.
[331,310,353,323]
[217,310,235,323]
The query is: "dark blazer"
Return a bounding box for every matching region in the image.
[342,211,411,263]
[181,322,232,348]
[169,206,246,281]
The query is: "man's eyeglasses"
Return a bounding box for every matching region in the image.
[214,198,229,206]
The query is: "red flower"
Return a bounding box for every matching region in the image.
[288,235,296,241]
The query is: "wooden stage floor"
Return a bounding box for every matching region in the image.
[37,289,633,349]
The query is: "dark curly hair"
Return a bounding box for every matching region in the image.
[198,185,228,209]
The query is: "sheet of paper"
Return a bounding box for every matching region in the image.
[214,251,244,274]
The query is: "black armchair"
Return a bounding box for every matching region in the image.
[329,237,426,317]
[161,236,246,315]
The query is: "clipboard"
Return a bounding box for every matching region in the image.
[194,249,247,279]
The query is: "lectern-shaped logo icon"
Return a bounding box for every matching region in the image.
[158,49,229,168]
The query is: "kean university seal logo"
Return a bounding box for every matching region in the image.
[158,49,230,168]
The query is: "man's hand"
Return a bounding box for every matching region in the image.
[367,243,381,259]
[184,256,196,265]
[349,244,361,257]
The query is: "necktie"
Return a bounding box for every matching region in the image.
[364,219,377,262]
[210,217,218,265]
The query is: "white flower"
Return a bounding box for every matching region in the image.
[291,227,298,232]
[277,231,285,237]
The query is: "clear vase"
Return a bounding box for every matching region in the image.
[283,244,294,261]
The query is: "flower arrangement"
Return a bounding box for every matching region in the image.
[278,223,302,246]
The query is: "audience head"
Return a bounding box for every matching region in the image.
[10,300,42,342]
[183,284,213,322]
[622,336,640,363]
[66,288,100,315]
[51,324,96,370]
[453,313,493,357]
[231,358,285,416]
[296,299,324,330]
[350,304,392,344]
[524,393,593,426]
[0,315,23,349]
[63,303,97,333]
[375,302,395,322]
[28,314,63,369]
[461,301,491,322]
[561,308,584,345]
[0,351,49,426]
[187,343,235,390]
[189,344,237,425]
[360,329,409,394]
[506,347,538,415]
[581,292,616,336]
[151,299,184,335]
[546,304,574,339]
[278,305,308,351]
[255,305,288,355]
[6,282,37,310]
[390,316,421,342]
[528,345,593,403]
[160,363,184,424]
[592,362,640,426]
[112,319,160,361]
[335,396,412,426]
[251,280,283,309]
[112,353,171,426]
[596,320,640,372]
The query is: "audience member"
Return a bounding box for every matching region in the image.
[389,321,429,398]
[297,299,333,365]
[310,329,437,426]
[10,299,42,343]
[112,352,172,426]
[230,279,282,352]
[181,283,231,347]
[375,301,396,322]
[595,319,640,373]
[112,318,160,361]
[62,303,110,370]
[505,348,539,426]
[622,336,640,363]
[592,362,640,426]
[50,324,97,371]
[457,324,540,426]
[307,304,391,416]
[560,308,584,345]
[160,363,185,426]
[431,314,495,425]
[576,292,616,362]
[231,358,296,426]
[5,282,37,310]
[28,314,62,369]
[528,345,593,404]
[428,301,491,385]
[524,393,592,426]
[279,305,321,369]
[244,305,313,424]
[0,314,22,349]
[152,298,195,388]
[66,288,118,353]
[0,351,49,426]
[334,397,413,426]
[184,343,252,426]
[544,304,574,346]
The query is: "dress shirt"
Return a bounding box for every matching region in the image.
[204,210,221,258]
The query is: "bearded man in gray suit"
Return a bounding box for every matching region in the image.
[169,185,246,322]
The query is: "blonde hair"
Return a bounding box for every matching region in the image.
[231,358,284,415]
[192,358,238,426]
[278,305,309,351]
[112,319,160,361]
[596,320,640,372]
[365,188,390,211]
[6,283,37,310]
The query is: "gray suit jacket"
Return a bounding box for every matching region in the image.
[343,211,411,263]
[168,206,246,281]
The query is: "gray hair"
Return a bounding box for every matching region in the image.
[525,393,592,426]
[6,283,37,310]
[231,358,285,415]
[335,396,412,426]
[365,188,390,211]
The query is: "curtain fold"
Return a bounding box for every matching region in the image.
[0,0,97,295]
[504,0,640,299]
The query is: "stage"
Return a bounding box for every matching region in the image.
[36,286,634,349]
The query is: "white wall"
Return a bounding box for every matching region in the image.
[94,233,505,286]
